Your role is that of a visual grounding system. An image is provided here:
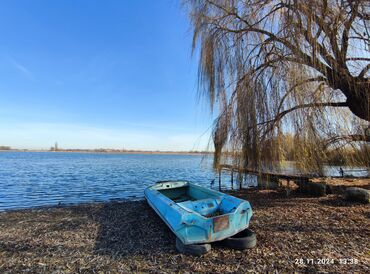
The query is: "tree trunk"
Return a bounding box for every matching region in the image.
[332,74,370,122]
[346,91,370,122]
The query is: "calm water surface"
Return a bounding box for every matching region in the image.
[0,152,367,211]
[0,152,217,211]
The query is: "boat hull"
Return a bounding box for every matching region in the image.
[144,181,253,245]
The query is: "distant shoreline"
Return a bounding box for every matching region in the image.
[0,149,213,156]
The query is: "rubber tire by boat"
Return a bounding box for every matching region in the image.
[220,228,256,250]
[175,238,211,256]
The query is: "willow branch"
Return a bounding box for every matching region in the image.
[358,63,370,78]
[324,134,370,148]
[259,101,348,138]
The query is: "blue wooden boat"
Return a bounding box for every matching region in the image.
[144,181,253,245]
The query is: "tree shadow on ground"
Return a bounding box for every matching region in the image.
[92,200,176,257]
[318,196,366,207]
[229,188,319,209]
[89,190,362,258]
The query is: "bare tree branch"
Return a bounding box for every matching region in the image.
[325,134,370,149]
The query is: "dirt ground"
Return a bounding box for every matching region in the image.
[0,189,369,273]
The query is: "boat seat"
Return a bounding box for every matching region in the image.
[172,194,191,203]
[178,198,219,217]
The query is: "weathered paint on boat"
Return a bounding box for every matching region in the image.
[144,181,253,245]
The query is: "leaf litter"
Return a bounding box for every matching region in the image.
[0,189,368,273]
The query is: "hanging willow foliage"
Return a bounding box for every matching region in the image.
[185,0,370,175]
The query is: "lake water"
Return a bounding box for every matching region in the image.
[0,152,368,211]
[0,152,218,211]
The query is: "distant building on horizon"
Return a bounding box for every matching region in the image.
[50,142,59,152]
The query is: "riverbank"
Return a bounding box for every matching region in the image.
[0,189,368,273]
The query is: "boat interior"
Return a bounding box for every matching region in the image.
[158,185,237,217]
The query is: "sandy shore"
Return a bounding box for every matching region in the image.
[0,190,369,273]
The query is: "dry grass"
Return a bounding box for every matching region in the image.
[0,190,369,273]
[311,178,370,190]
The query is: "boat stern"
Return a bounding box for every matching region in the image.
[176,195,253,245]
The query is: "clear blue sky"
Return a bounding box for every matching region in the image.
[0,0,213,150]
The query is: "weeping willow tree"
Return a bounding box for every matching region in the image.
[185,0,370,175]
